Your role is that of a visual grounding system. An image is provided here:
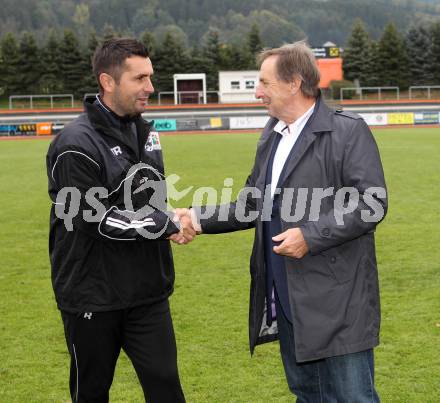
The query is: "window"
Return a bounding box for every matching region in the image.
[231,81,240,90]
[245,80,255,89]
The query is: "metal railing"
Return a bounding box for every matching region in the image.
[9,94,74,109]
[409,86,440,99]
[340,87,399,101]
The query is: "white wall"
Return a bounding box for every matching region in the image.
[218,71,259,103]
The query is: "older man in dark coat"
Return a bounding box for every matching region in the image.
[179,42,387,402]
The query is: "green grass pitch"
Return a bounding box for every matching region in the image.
[0,128,439,402]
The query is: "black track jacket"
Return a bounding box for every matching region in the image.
[46,98,179,313]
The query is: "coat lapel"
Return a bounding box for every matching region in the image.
[278,96,334,189]
[255,118,279,192]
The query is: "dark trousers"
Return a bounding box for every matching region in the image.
[275,293,380,403]
[61,299,185,403]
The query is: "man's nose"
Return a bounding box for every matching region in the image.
[145,79,154,94]
[255,85,263,99]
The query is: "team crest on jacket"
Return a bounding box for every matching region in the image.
[145,131,161,151]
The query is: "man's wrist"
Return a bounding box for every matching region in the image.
[190,208,202,234]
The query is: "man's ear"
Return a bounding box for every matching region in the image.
[290,76,302,95]
[99,73,115,93]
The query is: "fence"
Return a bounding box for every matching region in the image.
[340,87,400,101]
[408,86,440,99]
[9,94,74,109]
[6,86,440,109]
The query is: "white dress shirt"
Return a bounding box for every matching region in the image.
[270,104,315,198]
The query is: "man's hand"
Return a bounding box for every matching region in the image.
[167,208,200,245]
[175,208,202,234]
[272,228,309,258]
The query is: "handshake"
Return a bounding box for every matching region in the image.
[168,208,202,245]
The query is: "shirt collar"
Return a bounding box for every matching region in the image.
[95,94,111,113]
[273,103,315,136]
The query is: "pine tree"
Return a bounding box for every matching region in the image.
[428,22,440,85]
[59,30,84,97]
[0,33,21,97]
[406,25,432,85]
[154,32,189,93]
[223,43,253,71]
[377,23,410,89]
[247,24,263,69]
[16,32,42,95]
[39,30,63,94]
[102,24,118,42]
[188,46,210,73]
[343,19,371,86]
[366,41,381,87]
[202,29,222,90]
[73,3,91,38]
[140,31,156,60]
[78,31,99,97]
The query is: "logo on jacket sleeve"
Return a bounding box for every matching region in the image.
[111,146,123,156]
[145,131,161,151]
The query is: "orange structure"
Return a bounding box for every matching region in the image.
[36,122,52,135]
[317,58,343,88]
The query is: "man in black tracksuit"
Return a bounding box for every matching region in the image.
[46,38,191,402]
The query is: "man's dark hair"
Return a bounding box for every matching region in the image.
[92,38,149,93]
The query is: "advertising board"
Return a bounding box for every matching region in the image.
[229,116,270,129]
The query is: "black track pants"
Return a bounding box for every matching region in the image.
[61,299,185,403]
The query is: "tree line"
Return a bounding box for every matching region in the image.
[2,0,440,51]
[0,26,263,99]
[1,19,440,101]
[343,19,440,89]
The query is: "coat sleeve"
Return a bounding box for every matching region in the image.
[194,118,277,234]
[193,169,259,234]
[49,146,179,241]
[300,118,388,254]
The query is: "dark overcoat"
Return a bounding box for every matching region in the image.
[198,96,387,362]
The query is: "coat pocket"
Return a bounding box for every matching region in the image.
[320,244,359,285]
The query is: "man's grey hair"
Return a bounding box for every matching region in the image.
[257,41,320,98]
